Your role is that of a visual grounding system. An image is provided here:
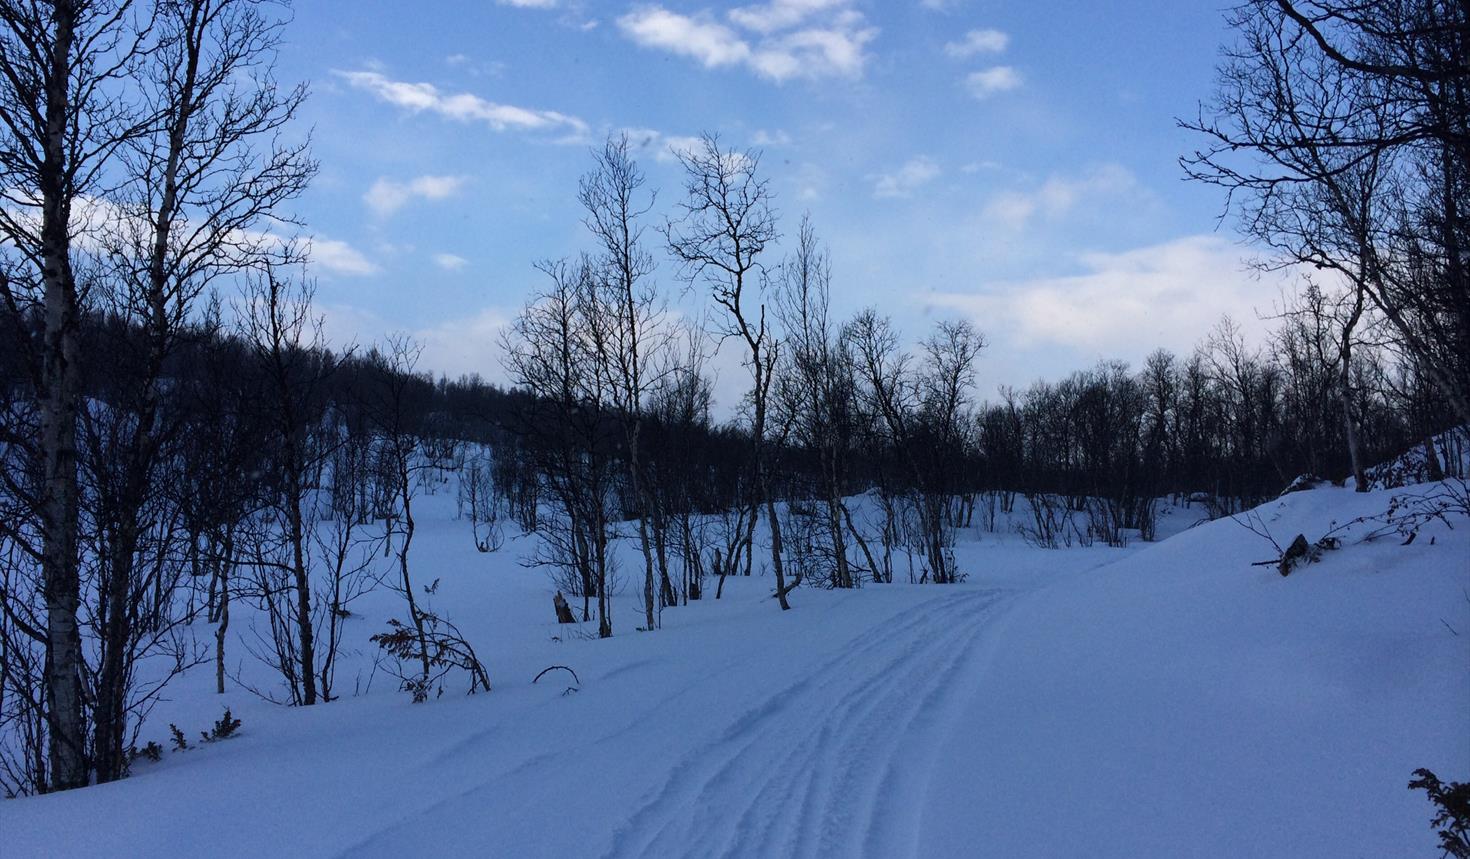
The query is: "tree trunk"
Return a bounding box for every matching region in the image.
[397,465,431,685]
[553,591,576,624]
[826,484,851,589]
[766,496,793,610]
[287,468,317,705]
[1341,276,1369,492]
[1424,435,1446,482]
[93,525,137,784]
[38,0,88,792]
[654,512,676,609]
[215,544,230,695]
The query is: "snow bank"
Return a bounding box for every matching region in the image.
[926,483,1470,857]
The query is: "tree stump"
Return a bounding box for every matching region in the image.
[1278,534,1311,577]
[553,591,576,624]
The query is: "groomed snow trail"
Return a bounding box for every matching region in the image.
[597,588,1009,859]
[330,586,1015,859]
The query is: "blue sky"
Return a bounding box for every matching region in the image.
[274,0,1288,405]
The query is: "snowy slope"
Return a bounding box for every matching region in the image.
[2,483,1466,858]
[922,485,1470,857]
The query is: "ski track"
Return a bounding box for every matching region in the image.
[599,587,1010,859]
[336,587,1013,858]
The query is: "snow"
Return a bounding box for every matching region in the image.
[2,482,1466,857]
[923,486,1470,857]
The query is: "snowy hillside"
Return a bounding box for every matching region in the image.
[3,481,1467,857]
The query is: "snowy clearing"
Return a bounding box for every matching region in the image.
[3,483,1467,858]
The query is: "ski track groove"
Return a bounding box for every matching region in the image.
[599,588,1010,859]
[335,587,1011,859]
[598,593,965,858]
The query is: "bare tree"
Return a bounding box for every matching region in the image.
[177,301,265,698]
[646,324,714,603]
[237,269,337,706]
[666,133,798,609]
[457,453,504,553]
[0,0,163,792]
[846,312,983,584]
[501,257,619,636]
[84,0,311,778]
[774,214,859,588]
[579,133,674,628]
[1182,0,1470,427]
[361,336,433,694]
[314,405,383,702]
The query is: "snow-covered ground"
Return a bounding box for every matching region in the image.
[3,481,1467,857]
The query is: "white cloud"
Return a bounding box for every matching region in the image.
[336,70,587,134]
[965,65,1022,99]
[432,252,469,271]
[729,0,847,33]
[11,190,380,279]
[873,156,941,199]
[660,134,708,162]
[618,8,751,67]
[757,21,875,80]
[751,128,792,146]
[444,53,506,78]
[417,308,514,379]
[927,235,1277,363]
[310,237,379,276]
[616,3,876,83]
[364,174,468,218]
[981,164,1140,230]
[498,0,557,7]
[944,28,1008,58]
[618,128,720,163]
[319,304,512,381]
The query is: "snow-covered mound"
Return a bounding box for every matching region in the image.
[2,483,1466,858]
[924,483,1469,857]
[1367,426,1469,489]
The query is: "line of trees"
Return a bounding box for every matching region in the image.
[497,123,1462,620]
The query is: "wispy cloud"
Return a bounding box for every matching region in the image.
[751,128,792,146]
[616,2,876,83]
[981,164,1140,230]
[336,69,588,134]
[432,252,469,271]
[965,65,1022,99]
[417,307,514,378]
[944,28,1008,58]
[318,304,512,381]
[927,236,1273,360]
[494,0,598,30]
[444,53,506,78]
[728,0,847,33]
[620,127,725,163]
[873,156,941,199]
[364,175,469,218]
